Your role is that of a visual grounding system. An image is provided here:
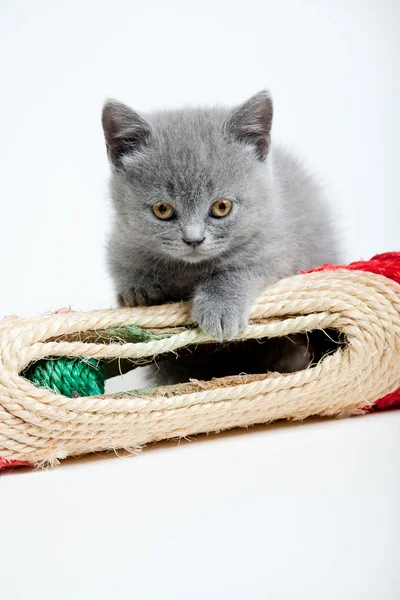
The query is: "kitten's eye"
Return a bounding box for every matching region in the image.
[152,202,175,220]
[210,198,233,218]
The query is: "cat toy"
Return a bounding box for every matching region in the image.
[1,252,399,471]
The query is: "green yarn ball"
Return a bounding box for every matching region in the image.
[26,357,105,398]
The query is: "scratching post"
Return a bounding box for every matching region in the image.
[1,252,399,470]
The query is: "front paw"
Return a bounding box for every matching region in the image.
[191,292,249,341]
[117,285,166,307]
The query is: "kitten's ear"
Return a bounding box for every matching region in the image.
[102,100,152,167]
[224,90,273,160]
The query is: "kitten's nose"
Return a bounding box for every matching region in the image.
[182,236,205,248]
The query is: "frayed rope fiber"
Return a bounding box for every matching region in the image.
[1,252,399,472]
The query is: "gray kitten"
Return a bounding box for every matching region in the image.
[102,91,339,342]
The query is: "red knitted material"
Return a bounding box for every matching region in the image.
[306,252,400,285]
[1,252,399,472]
[0,457,31,472]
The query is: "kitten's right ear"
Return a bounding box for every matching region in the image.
[224,90,273,161]
[102,100,152,167]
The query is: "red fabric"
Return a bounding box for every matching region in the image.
[1,252,399,471]
[373,390,400,411]
[0,457,31,472]
[305,251,400,285]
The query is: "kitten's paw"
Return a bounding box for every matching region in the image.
[117,285,166,307]
[191,292,249,341]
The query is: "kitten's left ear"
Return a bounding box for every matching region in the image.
[102,100,152,168]
[224,90,273,160]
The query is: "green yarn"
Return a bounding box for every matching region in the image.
[99,324,162,343]
[24,323,166,397]
[26,357,105,398]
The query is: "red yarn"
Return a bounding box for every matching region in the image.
[1,252,399,471]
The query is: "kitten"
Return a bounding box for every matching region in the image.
[102,91,340,343]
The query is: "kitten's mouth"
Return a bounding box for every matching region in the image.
[181,244,221,263]
[182,249,209,263]
[166,243,220,264]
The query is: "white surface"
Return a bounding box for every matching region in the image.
[2,414,400,599]
[0,1,399,598]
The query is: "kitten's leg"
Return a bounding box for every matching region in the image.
[118,285,166,307]
[115,268,168,307]
[191,268,266,341]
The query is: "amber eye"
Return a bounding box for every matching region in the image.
[152,202,175,220]
[210,198,233,218]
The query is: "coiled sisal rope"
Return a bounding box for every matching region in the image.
[1,252,399,470]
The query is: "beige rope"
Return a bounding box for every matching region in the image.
[1,269,400,466]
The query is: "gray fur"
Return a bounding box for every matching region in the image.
[102,91,340,341]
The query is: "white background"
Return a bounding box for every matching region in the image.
[1,1,399,598]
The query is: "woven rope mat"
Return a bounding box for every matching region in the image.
[1,267,400,467]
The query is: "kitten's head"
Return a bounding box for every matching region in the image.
[102,91,273,264]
